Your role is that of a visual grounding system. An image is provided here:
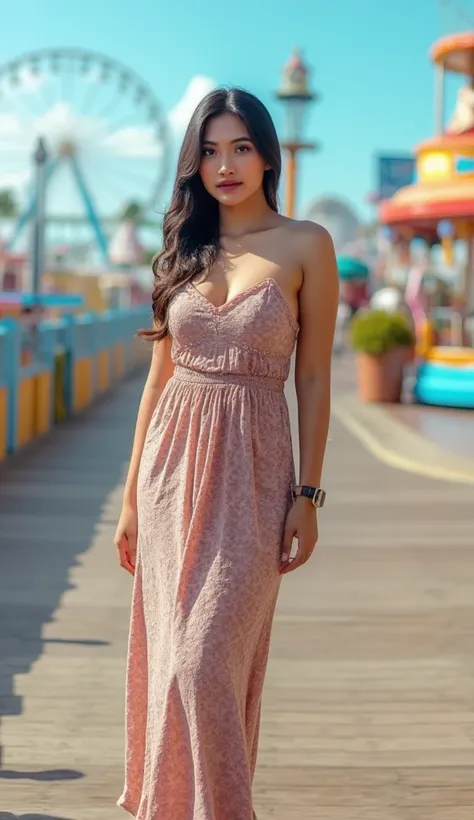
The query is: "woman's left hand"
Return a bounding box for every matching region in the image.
[280,497,318,574]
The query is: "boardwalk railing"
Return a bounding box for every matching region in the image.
[0,306,151,461]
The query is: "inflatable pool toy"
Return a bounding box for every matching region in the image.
[414,345,474,407]
[414,357,474,408]
[426,345,474,365]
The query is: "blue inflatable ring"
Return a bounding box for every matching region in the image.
[415,360,474,408]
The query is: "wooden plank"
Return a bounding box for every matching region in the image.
[0,361,473,819]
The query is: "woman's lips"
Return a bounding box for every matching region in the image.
[217,182,242,191]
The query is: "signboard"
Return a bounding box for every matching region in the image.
[377,155,415,201]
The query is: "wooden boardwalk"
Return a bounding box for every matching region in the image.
[0,362,473,819]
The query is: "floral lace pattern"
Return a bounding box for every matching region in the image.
[119,279,298,819]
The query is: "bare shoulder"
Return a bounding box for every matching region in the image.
[290,219,334,256]
[275,217,334,260]
[289,221,339,307]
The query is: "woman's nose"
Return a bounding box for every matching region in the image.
[218,153,235,174]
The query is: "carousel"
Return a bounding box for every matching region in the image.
[380,32,474,314]
[379,32,474,408]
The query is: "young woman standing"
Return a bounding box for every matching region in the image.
[115,87,339,820]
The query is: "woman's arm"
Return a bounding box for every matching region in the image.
[123,334,174,506]
[280,223,339,575]
[115,335,174,575]
[295,224,339,488]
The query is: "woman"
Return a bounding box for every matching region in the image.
[115,87,338,820]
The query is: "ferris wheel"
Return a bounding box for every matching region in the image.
[0,48,171,261]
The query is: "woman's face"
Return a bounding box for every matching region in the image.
[199,113,269,206]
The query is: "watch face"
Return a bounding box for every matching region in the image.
[313,489,326,508]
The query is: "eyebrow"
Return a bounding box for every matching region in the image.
[202,137,253,146]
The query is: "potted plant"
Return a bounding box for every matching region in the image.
[350,310,415,403]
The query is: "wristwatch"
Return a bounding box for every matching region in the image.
[292,485,326,508]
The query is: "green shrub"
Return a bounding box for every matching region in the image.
[350,310,415,356]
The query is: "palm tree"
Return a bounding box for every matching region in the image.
[0,189,18,219]
[121,201,143,224]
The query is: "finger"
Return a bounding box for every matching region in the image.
[281,540,313,575]
[120,550,135,575]
[115,530,137,572]
[280,522,296,567]
[116,534,136,575]
[126,532,137,565]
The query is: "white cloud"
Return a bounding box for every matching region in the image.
[102,126,163,158]
[0,169,31,190]
[28,103,163,161]
[0,113,23,139]
[168,75,217,134]
[33,102,105,145]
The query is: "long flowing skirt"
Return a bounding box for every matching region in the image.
[118,373,294,820]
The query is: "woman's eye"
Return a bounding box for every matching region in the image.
[236,145,250,153]
[202,148,214,157]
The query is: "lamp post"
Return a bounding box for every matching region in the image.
[31,136,48,297]
[276,49,318,217]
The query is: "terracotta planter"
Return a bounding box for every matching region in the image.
[356,346,413,403]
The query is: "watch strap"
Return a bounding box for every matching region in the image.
[292,485,326,508]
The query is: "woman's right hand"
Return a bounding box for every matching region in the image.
[114,502,138,576]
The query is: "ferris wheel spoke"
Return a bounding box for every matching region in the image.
[68,155,109,260]
[93,123,166,177]
[97,154,162,174]
[94,182,154,216]
[79,78,103,117]
[37,71,62,113]
[93,157,160,192]
[19,60,57,119]
[85,166,151,212]
[16,88,48,124]
[61,55,76,105]
[0,86,38,130]
[65,155,120,217]
[94,90,132,123]
[99,112,159,138]
[8,80,44,121]
[93,146,161,168]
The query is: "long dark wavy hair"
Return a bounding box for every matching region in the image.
[139,87,282,341]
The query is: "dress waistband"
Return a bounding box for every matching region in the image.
[172,365,284,392]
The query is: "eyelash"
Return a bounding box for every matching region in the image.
[202,145,251,157]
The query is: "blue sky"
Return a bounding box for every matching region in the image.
[0,0,473,226]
